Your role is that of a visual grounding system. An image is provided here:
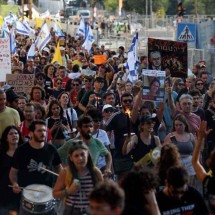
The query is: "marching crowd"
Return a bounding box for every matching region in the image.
[0,19,215,215]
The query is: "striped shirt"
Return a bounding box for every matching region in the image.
[65,172,94,209]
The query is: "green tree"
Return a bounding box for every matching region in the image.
[104,0,118,12]
[123,0,169,15]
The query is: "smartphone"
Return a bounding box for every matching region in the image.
[170,135,177,144]
[56,119,62,125]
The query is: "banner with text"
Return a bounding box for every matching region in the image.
[0,38,11,82]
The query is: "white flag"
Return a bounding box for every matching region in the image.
[76,19,88,39]
[35,21,51,51]
[82,26,94,53]
[126,32,139,81]
[10,28,16,54]
[27,42,35,60]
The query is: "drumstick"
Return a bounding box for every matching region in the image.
[8,185,45,193]
[39,167,59,176]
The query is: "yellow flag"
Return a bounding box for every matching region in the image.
[51,42,62,65]
[0,16,3,28]
[35,17,44,28]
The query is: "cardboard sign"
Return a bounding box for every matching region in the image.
[6,74,35,94]
[142,69,166,102]
[94,55,107,65]
[0,38,11,82]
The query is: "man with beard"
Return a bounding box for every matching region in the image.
[58,115,112,175]
[19,103,36,142]
[9,120,63,205]
[189,90,205,121]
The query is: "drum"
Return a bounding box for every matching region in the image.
[22,184,55,214]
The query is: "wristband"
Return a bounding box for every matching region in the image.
[64,188,69,197]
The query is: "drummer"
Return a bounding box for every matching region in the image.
[122,115,161,168]
[9,120,63,213]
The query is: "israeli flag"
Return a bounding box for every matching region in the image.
[16,21,30,36]
[53,21,64,37]
[35,21,51,51]
[27,42,35,60]
[10,28,16,54]
[1,20,10,38]
[82,26,94,53]
[76,19,88,40]
[4,11,17,26]
[126,32,139,81]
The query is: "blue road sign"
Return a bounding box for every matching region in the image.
[177,23,196,48]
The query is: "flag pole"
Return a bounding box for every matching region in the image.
[22,0,24,21]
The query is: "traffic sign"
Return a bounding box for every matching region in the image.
[177,23,196,48]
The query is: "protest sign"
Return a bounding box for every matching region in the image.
[81,69,96,77]
[94,55,107,65]
[148,38,187,78]
[0,38,11,82]
[142,69,166,102]
[6,74,34,94]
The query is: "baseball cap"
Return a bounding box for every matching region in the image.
[102,104,113,112]
[139,115,156,124]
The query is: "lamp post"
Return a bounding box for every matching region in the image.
[194,0,198,23]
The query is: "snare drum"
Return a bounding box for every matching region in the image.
[22,184,55,214]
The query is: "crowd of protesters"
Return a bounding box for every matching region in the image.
[0,20,215,215]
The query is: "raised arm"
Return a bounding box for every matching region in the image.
[166,87,176,118]
[192,121,212,183]
[131,88,142,124]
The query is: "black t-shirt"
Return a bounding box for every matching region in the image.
[11,142,62,187]
[80,90,104,108]
[203,176,215,214]
[0,150,20,208]
[156,186,209,215]
[106,111,134,157]
[47,117,68,140]
[193,108,205,121]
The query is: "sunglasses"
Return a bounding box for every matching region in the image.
[84,79,92,83]
[196,83,203,86]
[117,83,122,85]
[122,99,132,103]
[57,82,62,85]
[73,84,80,86]
[104,108,113,113]
[82,124,93,128]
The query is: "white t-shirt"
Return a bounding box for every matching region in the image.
[93,129,110,169]
[63,108,78,125]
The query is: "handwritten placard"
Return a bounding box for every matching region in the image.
[0,38,11,82]
[94,55,107,65]
[6,74,35,94]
